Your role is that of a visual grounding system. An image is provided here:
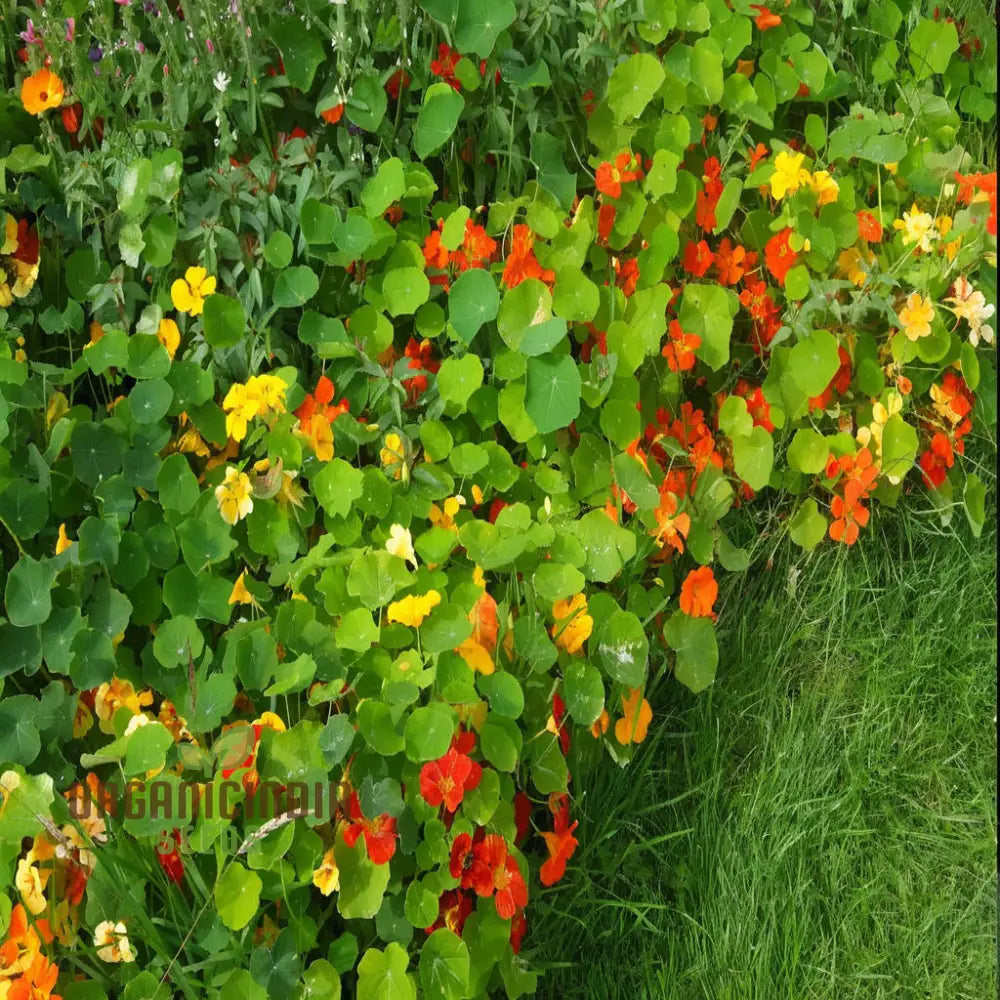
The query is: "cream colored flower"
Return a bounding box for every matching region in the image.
[945,276,995,347]
[215,466,254,526]
[893,203,938,253]
[94,920,135,963]
[898,292,935,341]
[385,523,417,569]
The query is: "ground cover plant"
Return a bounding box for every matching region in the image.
[0,0,996,997]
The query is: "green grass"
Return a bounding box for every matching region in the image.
[533,504,997,1000]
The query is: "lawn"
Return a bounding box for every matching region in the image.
[538,492,997,1000]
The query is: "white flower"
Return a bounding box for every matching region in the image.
[213,71,231,93]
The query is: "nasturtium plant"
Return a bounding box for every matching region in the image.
[0,0,995,997]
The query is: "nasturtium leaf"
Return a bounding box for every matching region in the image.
[665,612,718,693]
[404,704,455,761]
[880,414,918,485]
[274,266,319,308]
[789,498,828,551]
[71,422,125,487]
[124,722,173,775]
[448,269,499,343]
[273,19,326,90]
[437,354,484,410]
[553,269,599,322]
[563,659,604,726]
[524,355,581,433]
[130,378,173,424]
[679,283,738,371]
[362,158,406,218]
[264,231,294,269]
[787,428,829,474]
[532,563,585,603]
[357,943,417,1000]
[908,17,959,79]
[964,473,986,538]
[414,84,465,159]
[383,267,431,317]
[0,480,47,538]
[78,517,120,567]
[788,330,841,396]
[607,53,665,121]
[301,960,342,1000]
[214,862,262,931]
[422,603,473,653]
[732,427,774,492]
[118,158,152,218]
[419,929,470,1000]
[152,615,204,669]
[531,736,568,794]
[0,698,40,767]
[313,459,364,517]
[347,75,389,132]
[126,335,171,379]
[336,835,392,920]
[596,609,648,687]
[454,0,515,57]
[4,556,56,627]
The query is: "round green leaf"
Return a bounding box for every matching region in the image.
[214,862,262,931]
[383,267,431,317]
[524,355,581,434]
[448,269,499,344]
[665,612,718,693]
[4,556,56,627]
[419,929,470,1000]
[596,609,648,687]
[274,266,319,308]
[414,84,465,159]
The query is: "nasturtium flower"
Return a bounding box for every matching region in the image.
[320,103,345,125]
[21,68,64,115]
[296,412,334,462]
[769,150,809,200]
[387,590,441,628]
[550,593,593,654]
[215,466,254,525]
[428,495,464,532]
[539,797,579,886]
[681,239,714,277]
[15,857,48,916]
[312,848,340,896]
[343,791,397,865]
[652,491,690,553]
[764,227,798,286]
[829,492,869,546]
[893,203,938,252]
[10,954,61,998]
[170,266,217,316]
[380,432,407,480]
[455,637,495,676]
[228,571,260,609]
[0,260,14,308]
[95,678,154,734]
[661,319,701,373]
[590,709,610,738]
[73,697,94,739]
[808,170,839,206]
[898,292,935,341]
[615,688,653,746]
[1,902,51,978]
[751,3,782,30]
[156,829,185,885]
[945,276,995,346]
[679,566,718,618]
[419,747,482,812]
[94,920,135,964]
[157,318,181,360]
[55,523,72,555]
[836,247,870,287]
[385,523,417,568]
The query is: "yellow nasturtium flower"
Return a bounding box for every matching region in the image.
[385,523,417,568]
[170,266,216,316]
[387,590,442,628]
[769,150,810,200]
[312,848,340,896]
[893,203,938,253]
[94,920,135,964]
[898,292,935,341]
[157,318,181,360]
[215,466,254,525]
[380,432,406,480]
[550,594,593,655]
[808,170,839,206]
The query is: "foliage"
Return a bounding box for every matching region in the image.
[0,0,995,997]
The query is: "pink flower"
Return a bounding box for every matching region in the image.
[65,18,76,42]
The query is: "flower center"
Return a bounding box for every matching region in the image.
[437,776,456,797]
[40,91,48,101]
[493,865,511,892]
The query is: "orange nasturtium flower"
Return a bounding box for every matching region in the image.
[170,266,217,316]
[550,594,593,654]
[614,688,652,745]
[679,566,718,618]
[21,68,65,116]
[320,103,345,125]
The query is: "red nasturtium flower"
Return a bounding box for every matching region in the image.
[475,836,529,919]
[431,43,462,90]
[513,792,533,845]
[419,747,482,812]
[681,239,715,277]
[402,337,440,404]
[764,227,798,285]
[295,375,349,429]
[751,4,782,29]
[595,151,644,199]
[829,493,868,545]
[661,319,701,372]
[501,224,554,290]
[385,68,411,100]
[857,210,884,242]
[344,791,397,864]
[320,103,345,125]
[596,202,617,243]
[157,829,185,884]
[748,142,770,171]
[919,432,954,488]
[679,566,718,618]
[714,237,748,285]
[425,889,473,936]
[614,257,640,297]
[539,794,578,886]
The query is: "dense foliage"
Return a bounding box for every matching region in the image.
[0,1,995,998]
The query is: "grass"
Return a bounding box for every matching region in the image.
[533,501,997,1000]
